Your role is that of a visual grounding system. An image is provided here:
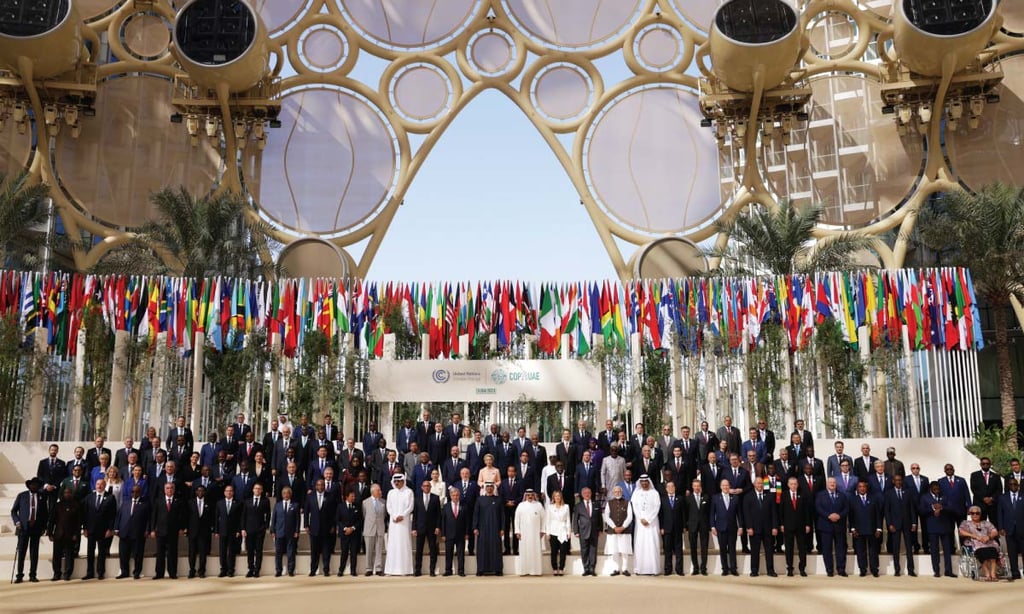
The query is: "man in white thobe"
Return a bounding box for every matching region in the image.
[384,474,415,576]
[513,490,545,576]
[604,486,633,575]
[631,475,662,575]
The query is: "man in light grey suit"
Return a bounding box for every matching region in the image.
[362,484,387,576]
[573,486,602,576]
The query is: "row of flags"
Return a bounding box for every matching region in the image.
[0,268,983,361]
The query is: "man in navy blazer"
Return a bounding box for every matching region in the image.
[866,460,892,498]
[710,478,741,576]
[412,479,442,576]
[115,484,148,579]
[998,478,1024,580]
[919,481,956,577]
[441,446,466,486]
[452,468,478,555]
[36,444,68,504]
[336,489,362,576]
[905,464,930,553]
[575,450,599,499]
[741,429,767,465]
[465,432,486,480]
[270,487,300,576]
[82,478,117,580]
[848,480,883,576]
[11,477,48,583]
[741,479,779,577]
[884,474,918,576]
[305,478,337,576]
[937,464,972,526]
[362,423,384,459]
[396,419,416,455]
[186,485,215,578]
[826,440,853,479]
[214,485,243,577]
[659,481,686,576]
[815,477,849,576]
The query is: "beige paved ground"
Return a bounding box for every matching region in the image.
[0,574,1018,613]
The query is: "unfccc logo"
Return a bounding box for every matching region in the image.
[490,369,508,385]
[432,369,451,384]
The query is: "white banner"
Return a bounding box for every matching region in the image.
[368,359,602,402]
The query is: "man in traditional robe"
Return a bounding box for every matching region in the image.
[514,489,545,575]
[473,482,504,576]
[631,475,662,575]
[603,485,633,575]
[384,475,414,576]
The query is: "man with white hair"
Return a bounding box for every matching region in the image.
[631,475,662,575]
[604,485,633,576]
[384,474,414,576]
[514,489,545,576]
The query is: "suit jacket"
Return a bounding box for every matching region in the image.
[716,426,742,455]
[198,442,221,469]
[699,462,724,496]
[306,458,338,486]
[36,457,68,488]
[236,441,263,466]
[773,458,797,481]
[425,433,450,466]
[758,429,776,458]
[998,491,1024,536]
[853,456,878,482]
[441,457,467,486]
[792,429,815,450]
[779,490,812,532]
[573,498,602,540]
[685,492,711,532]
[362,431,384,458]
[574,462,599,495]
[273,473,303,500]
[242,496,271,533]
[114,447,139,470]
[413,492,442,533]
[501,478,525,506]
[724,466,752,495]
[1004,472,1024,492]
[261,431,280,463]
[741,440,767,465]
[659,493,685,534]
[826,454,853,478]
[416,421,436,451]
[511,436,533,460]
[545,473,572,501]
[937,476,972,516]
[230,472,258,501]
[232,422,253,442]
[187,497,215,539]
[115,497,149,539]
[465,441,486,478]
[151,495,186,536]
[440,499,469,540]
[555,442,577,476]
[665,455,696,493]
[741,491,778,534]
[82,491,117,535]
[883,489,918,531]
[799,457,825,480]
[798,473,824,500]
[635,456,661,485]
[835,473,859,497]
[905,473,930,504]
[814,490,849,533]
[215,498,243,536]
[362,496,387,537]
[302,491,335,536]
[165,427,194,452]
[848,493,883,535]
[918,492,956,534]
[695,430,719,460]
[12,490,49,535]
[85,446,112,470]
[336,500,362,537]
[710,493,741,532]
[271,500,300,536]
[396,427,416,455]
[596,429,618,452]
[969,470,1003,511]
[884,459,906,479]
[337,447,365,471]
[59,476,91,501]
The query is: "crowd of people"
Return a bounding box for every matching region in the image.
[10,411,1024,584]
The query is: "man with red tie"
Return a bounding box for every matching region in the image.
[441,486,469,576]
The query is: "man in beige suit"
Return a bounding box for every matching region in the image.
[362,484,387,576]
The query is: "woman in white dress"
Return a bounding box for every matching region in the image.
[429,468,448,505]
[603,485,634,575]
[545,490,572,575]
[384,474,415,576]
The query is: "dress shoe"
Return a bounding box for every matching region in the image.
[827,572,834,577]
[691,568,699,575]
[245,571,254,578]
[188,571,196,579]
[365,571,373,576]
[677,571,685,577]
[51,575,61,582]
[63,576,72,581]
[376,571,384,576]
[908,571,916,577]
[837,572,848,577]
[13,578,22,584]
[152,575,164,580]
[750,573,759,578]
[495,572,503,576]
[168,575,177,579]
[133,574,140,580]
[275,572,282,577]
[944,572,957,578]
[799,570,807,577]
[430,571,436,577]
[81,574,95,581]
[458,572,466,577]
[894,571,901,577]
[29,577,38,583]
[787,570,794,577]
[98,575,105,580]
[859,571,867,577]
[611,570,621,576]
[443,572,452,577]
[742,548,751,554]
[310,571,318,577]
[337,572,344,577]
[767,572,778,577]
[622,570,631,576]
[730,571,739,577]
[252,573,259,578]
[116,574,129,580]
[933,572,941,578]
[218,572,228,578]
[476,572,483,576]
[289,572,295,577]
[701,569,708,576]
[871,572,879,578]
[721,571,730,577]
[351,573,357,577]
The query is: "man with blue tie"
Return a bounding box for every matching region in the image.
[271,487,299,577]
[742,479,779,577]
[998,478,1024,580]
[186,485,214,578]
[115,485,148,579]
[304,479,335,576]
[443,446,466,486]
[397,419,416,455]
[710,478,741,576]
[815,477,849,577]
[849,480,883,577]
[827,440,853,479]
[741,428,766,465]
[660,481,685,576]
[884,474,918,576]
[576,450,598,502]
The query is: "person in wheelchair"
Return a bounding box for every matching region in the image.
[959,506,1000,581]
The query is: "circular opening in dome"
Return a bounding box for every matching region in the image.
[175,0,257,65]
[715,0,798,45]
[0,0,69,38]
[902,0,994,36]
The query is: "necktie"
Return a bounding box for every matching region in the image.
[50,458,54,469]
[166,498,171,511]
[950,477,954,487]
[454,503,459,518]
[29,494,36,522]
[73,478,78,490]
[757,493,762,504]
[199,500,203,516]
[684,440,689,451]
[130,500,136,516]
[226,500,231,514]
[96,494,102,509]
[586,501,591,515]
[724,495,729,510]
[897,490,902,501]
[284,501,289,513]
[373,498,379,514]
[1013,494,1017,505]
[255,497,259,508]
[861,495,866,505]
[318,495,322,510]
[321,460,325,472]
[984,472,989,484]
[676,459,681,470]
[791,493,797,510]
[424,495,429,508]
[669,496,675,508]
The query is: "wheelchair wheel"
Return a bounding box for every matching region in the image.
[959,552,978,580]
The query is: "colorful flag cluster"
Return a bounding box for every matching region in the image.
[0,268,983,360]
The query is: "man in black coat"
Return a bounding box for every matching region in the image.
[998,478,1024,580]
[573,486,602,576]
[686,479,711,575]
[37,444,68,506]
[849,480,884,577]
[659,481,686,576]
[305,478,337,576]
[742,479,779,577]
[115,485,148,579]
[970,457,1003,523]
[186,485,215,578]
[336,489,362,577]
[11,477,48,583]
[150,482,186,579]
[780,476,812,576]
[884,474,918,576]
[85,437,112,472]
[413,479,442,576]
[242,483,271,577]
[214,484,243,577]
[82,478,117,580]
[441,486,469,576]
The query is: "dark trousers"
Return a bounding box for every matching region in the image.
[118,536,144,577]
[749,532,775,574]
[579,534,599,573]
[466,528,476,555]
[245,533,265,573]
[740,531,749,552]
[717,530,737,573]
[889,528,916,574]
[188,535,210,575]
[783,529,807,572]
[444,535,465,574]
[14,531,41,579]
[820,530,847,574]
[273,536,296,574]
[52,540,75,579]
[154,534,179,578]
[549,536,570,571]
[689,529,709,572]
[415,532,438,574]
[929,532,954,575]
[917,511,930,552]
[662,530,683,575]
[85,535,111,577]
[853,533,880,574]
[503,506,518,554]
[338,531,360,575]
[218,534,239,574]
[309,533,330,574]
[1005,532,1024,579]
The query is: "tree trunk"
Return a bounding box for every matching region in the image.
[993,304,1019,452]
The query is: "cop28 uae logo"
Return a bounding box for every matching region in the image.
[432,369,450,384]
[490,369,508,385]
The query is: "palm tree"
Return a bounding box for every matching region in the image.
[709,200,879,276]
[0,171,51,270]
[918,183,1024,451]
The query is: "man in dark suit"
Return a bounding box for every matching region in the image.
[441,486,470,576]
[773,448,797,481]
[114,438,138,471]
[452,468,478,556]
[416,413,436,452]
[396,419,416,455]
[37,444,68,505]
[674,426,699,464]
[573,486,601,576]
[699,452,723,497]
[970,457,1003,523]
[115,484,148,579]
[906,464,930,553]
[780,476,811,576]
[237,431,262,466]
[791,419,814,451]
[742,479,778,577]
[165,416,194,452]
[362,422,384,458]
[232,413,253,442]
[998,478,1024,580]
[242,483,271,577]
[853,443,878,482]
[151,460,185,504]
[261,420,280,464]
[442,446,466,486]
[304,478,336,576]
[799,446,825,480]
[660,481,685,576]
[11,477,48,583]
[511,426,532,459]
[867,460,892,499]
[597,420,618,453]
[504,466,526,554]
[1005,459,1024,491]
[337,438,365,471]
[741,428,767,465]
[686,479,711,575]
[884,474,918,576]
[545,461,573,506]
[307,445,337,486]
[199,433,222,470]
[849,480,883,576]
[85,437,111,472]
[214,485,243,577]
[920,480,957,577]
[67,446,89,477]
[836,459,859,498]
[231,460,258,501]
[81,478,116,580]
[575,450,599,500]
[186,484,215,578]
[413,479,441,576]
[465,432,486,480]
[710,478,741,576]
[815,477,849,577]
[271,486,300,577]
[425,423,450,467]
[554,431,577,478]
[938,464,972,528]
[151,482,186,579]
[336,489,362,577]
[60,463,91,504]
[666,445,695,495]
[826,440,853,479]
[755,419,776,461]
[716,417,742,456]
[696,422,719,461]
